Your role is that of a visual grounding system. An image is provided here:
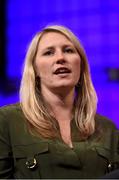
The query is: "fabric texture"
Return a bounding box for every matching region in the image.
[0,103,119,179]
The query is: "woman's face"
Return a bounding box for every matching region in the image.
[35,32,81,92]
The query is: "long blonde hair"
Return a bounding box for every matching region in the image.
[20,25,98,139]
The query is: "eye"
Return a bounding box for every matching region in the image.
[64,47,75,54]
[43,50,54,56]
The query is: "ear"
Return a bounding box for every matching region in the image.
[75,81,80,88]
[35,76,41,90]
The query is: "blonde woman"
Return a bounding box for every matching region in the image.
[0,25,119,179]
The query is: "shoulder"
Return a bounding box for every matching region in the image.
[0,103,36,145]
[0,102,23,116]
[95,113,117,129]
[0,102,21,113]
[0,103,25,127]
[0,103,25,146]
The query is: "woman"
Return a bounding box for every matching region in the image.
[0,25,119,179]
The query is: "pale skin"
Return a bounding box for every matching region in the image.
[35,32,81,147]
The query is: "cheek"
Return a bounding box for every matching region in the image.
[71,59,81,84]
[74,59,81,75]
[35,60,49,76]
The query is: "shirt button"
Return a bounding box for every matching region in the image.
[108,163,112,172]
[26,157,37,169]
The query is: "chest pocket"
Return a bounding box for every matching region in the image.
[96,146,119,173]
[13,142,50,179]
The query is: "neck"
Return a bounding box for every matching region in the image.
[41,87,75,121]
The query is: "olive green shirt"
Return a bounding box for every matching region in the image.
[0,103,119,179]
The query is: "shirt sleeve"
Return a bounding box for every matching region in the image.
[0,108,14,179]
[112,129,119,170]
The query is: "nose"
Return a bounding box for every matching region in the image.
[56,51,66,64]
[56,58,66,64]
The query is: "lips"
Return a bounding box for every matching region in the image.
[54,67,71,75]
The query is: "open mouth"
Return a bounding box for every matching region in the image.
[54,67,71,75]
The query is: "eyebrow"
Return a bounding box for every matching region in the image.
[43,46,54,50]
[42,44,75,51]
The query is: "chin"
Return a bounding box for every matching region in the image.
[55,83,75,89]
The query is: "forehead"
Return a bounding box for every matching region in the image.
[38,32,74,49]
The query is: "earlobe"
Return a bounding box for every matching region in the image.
[35,76,41,89]
[76,81,80,88]
[35,76,40,82]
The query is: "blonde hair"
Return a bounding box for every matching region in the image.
[20,25,98,139]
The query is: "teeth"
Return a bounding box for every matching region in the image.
[54,68,70,74]
[58,69,67,73]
